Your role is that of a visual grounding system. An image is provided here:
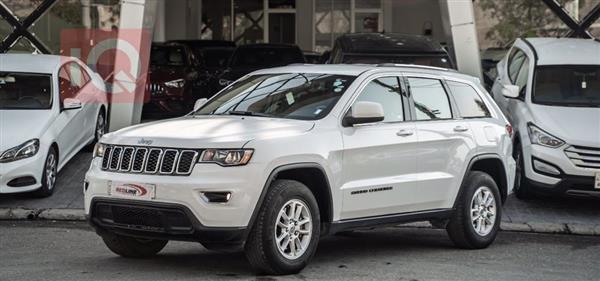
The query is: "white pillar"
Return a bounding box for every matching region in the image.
[109,0,158,131]
[440,0,482,80]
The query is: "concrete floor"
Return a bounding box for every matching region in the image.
[1,221,599,281]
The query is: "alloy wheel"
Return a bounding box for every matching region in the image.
[96,113,105,140]
[45,153,57,190]
[274,199,313,260]
[470,186,497,236]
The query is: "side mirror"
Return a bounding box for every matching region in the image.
[193,98,208,111]
[343,101,385,126]
[63,98,82,110]
[501,84,520,98]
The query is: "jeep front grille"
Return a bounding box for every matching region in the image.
[101,145,200,176]
[565,145,600,169]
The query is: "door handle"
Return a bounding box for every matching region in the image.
[396,129,414,137]
[454,126,469,132]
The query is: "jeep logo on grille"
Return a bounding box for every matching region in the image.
[138,138,153,145]
[114,184,148,197]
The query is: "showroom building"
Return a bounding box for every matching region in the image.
[1,0,598,130]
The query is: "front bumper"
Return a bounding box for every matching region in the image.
[89,198,246,246]
[523,143,599,197]
[84,157,265,228]
[0,152,44,193]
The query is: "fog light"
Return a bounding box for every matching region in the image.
[533,159,561,176]
[201,192,231,203]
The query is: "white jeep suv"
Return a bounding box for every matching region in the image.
[491,38,600,199]
[85,64,515,275]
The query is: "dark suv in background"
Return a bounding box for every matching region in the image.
[327,33,455,69]
[216,43,306,89]
[144,42,205,117]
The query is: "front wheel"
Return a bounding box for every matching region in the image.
[32,148,57,198]
[94,110,106,143]
[447,171,502,249]
[244,179,320,275]
[101,233,167,258]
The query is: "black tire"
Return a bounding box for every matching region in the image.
[32,147,58,198]
[244,179,321,275]
[94,110,107,143]
[447,171,502,249]
[513,145,533,199]
[101,233,168,258]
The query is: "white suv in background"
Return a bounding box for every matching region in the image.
[492,38,600,199]
[0,54,107,197]
[85,64,514,275]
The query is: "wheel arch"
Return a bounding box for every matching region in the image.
[247,163,334,237]
[455,154,509,206]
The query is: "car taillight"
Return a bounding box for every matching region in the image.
[506,124,514,138]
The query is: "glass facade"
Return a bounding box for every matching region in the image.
[0,0,120,54]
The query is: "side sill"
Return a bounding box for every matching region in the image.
[328,208,454,234]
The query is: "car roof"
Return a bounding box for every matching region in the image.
[252,64,477,83]
[335,33,448,55]
[521,37,600,65]
[0,54,76,74]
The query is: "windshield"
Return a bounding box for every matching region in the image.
[0,72,52,110]
[150,46,187,66]
[533,65,600,107]
[203,48,234,68]
[230,48,305,68]
[194,73,356,120]
[342,54,453,68]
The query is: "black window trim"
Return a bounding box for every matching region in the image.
[404,75,457,122]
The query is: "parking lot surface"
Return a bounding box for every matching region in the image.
[1,221,599,281]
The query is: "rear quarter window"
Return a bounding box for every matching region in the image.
[447,81,491,118]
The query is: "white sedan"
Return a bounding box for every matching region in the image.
[0,54,108,197]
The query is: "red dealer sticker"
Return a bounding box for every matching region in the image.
[110,182,155,199]
[60,28,152,104]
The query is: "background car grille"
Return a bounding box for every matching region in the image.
[564,145,600,169]
[101,145,199,176]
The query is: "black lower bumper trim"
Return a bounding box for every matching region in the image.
[89,198,246,247]
[526,174,599,198]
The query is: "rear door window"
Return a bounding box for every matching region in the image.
[408,77,452,120]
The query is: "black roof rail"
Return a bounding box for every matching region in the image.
[375,63,456,72]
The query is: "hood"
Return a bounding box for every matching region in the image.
[149,65,187,82]
[0,110,53,151]
[530,104,600,147]
[103,115,315,148]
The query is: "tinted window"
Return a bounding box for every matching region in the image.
[195,73,356,120]
[150,46,187,66]
[0,72,52,109]
[515,56,529,92]
[354,77,404,122]
[203,48,234,67]
[408,77,452,120]
[447,81,491,118]
[508,49,526,83]
[230,47,305,68]
[533,65,600,107]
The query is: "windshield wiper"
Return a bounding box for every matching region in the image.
[228,110,273,117]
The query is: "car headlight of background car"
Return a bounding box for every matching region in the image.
[528,123,565,148]
[93,143,106,158]
[164,78,185,88]
[200,149,253,166]
[0,139,40,163]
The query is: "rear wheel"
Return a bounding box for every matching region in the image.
[32,148,57,198]
[447,171,502,249]
[244,179,320,275]
[101,233,167,258]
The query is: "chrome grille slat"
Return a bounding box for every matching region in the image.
[565,145,600,170]
[100,145,198,176]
